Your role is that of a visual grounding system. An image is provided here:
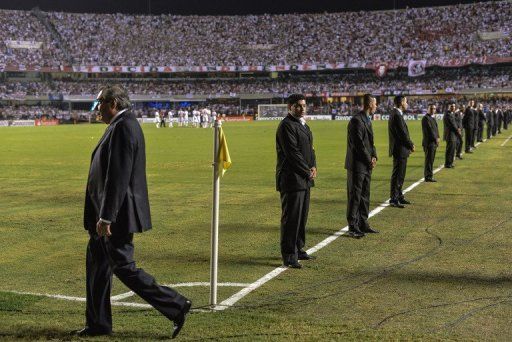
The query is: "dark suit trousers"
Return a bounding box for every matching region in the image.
[477,124,483,142]
[423,144,436,179]
[280,189,309,263]
[472,128,478,146]
[456,134,463,157]
[464,128,473,152]
[86,232,188,332]
[487,123,493,139]
[347,171,371,230]
[445,140,456,167]
[390,156,408,201]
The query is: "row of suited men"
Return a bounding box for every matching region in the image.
[440,100,510,171]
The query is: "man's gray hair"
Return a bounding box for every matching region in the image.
[100,84,131,110]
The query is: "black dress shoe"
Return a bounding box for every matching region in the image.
[466,150,473,154]
[425,178,437,182]
[172,300,192,339]
[283,261,302,269]
[444,164,454,168]
[456,156,463,160]
[298,252,316,260]
[70,327,111,337]
[347,229,365,238]
[389,200,405,208]
[361,227,379,234]
[399,198,411,205]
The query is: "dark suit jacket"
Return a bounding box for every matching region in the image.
[443,111,459,142]
[276,114,316,192]
[345,111,377,174]
[421,114,439,147]
[454,111,463,129]
[84,110,152,234]
[462,107,475,129]
[486,110,494,125]
[388,108,414,158]
[477,110,486,124]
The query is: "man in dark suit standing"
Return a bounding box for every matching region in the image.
[276,94,317,269]
[421,104,440,182]
[75,85,191,339]
[462,100,475,153]
[487,106,495,140]
[471,101,479,148]
[388,95,415,208]
[455,105,464,160]
[503,106,509,130]
[476,103,486,142]
[345,94,378,238]
[497,107,503,134]
[492,107,499,136]
[443,103,460,169]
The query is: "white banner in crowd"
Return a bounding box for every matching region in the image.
[408,60,427,77]
[5,40,42,49]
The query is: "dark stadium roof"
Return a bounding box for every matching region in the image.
[0,0,497,15]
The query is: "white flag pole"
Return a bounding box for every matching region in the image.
[210,119,221,308]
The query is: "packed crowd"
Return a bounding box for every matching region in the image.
[0,1,510,67]
[0,10,65,67]
[0,67,510,99]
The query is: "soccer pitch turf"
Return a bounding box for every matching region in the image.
[0,121,511,340]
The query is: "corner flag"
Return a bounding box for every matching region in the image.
[218,126,231,176]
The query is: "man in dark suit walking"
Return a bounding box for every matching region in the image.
[75,85,191,339]
[388,95,415,208]
[276,93,317,269]
[345,94,378,238]
[443,103,460,169]
[421,104,440,182]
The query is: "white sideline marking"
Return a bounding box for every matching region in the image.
[501,135,512,146]
[111,282,250,301]
[216,142,486,311]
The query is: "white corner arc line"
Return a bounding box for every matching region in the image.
[216,142,484,311]
[111,282,251,301]
[500,134,512,146]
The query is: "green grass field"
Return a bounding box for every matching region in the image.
[1,120,511,341]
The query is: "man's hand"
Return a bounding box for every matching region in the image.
[436,137,440,146]
[371,157,377,169]
[96,220,112,237]
[309,167,317,180]
[411,144,416,152]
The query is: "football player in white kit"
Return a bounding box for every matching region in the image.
[210,109,217,128]
[192,108,201,128]
[167,109,174,128]
[178,108,184,127]
[183,108,189,127]
[154,110,161,128]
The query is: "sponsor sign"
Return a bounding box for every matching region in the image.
[35,119,59,126]
[11,120,35,126]
[335,115,352,121]
[0,120,9,127]
[221,116,254,122]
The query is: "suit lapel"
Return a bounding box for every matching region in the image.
[91,124,113,158]
[359,112,374,143]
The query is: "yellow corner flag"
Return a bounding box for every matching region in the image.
[218,126,232,176]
